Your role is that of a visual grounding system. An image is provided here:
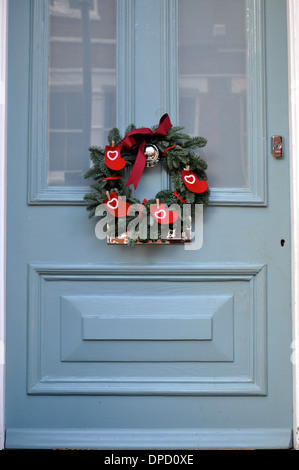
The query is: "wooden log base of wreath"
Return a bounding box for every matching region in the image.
[107,223,192,246]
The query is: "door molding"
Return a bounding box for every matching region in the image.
[28,0,135,205]
[26,263,267,397]
[287,0,299,451]
[28,0,267,207]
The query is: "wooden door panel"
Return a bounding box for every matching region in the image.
[27,263,266,396]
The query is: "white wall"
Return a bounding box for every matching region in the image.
[0,0,7,451]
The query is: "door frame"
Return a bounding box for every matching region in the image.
[287,0,299,450]
[0,0,7,451]
[0,0,298,450]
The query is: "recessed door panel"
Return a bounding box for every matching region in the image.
[27,264,265,397]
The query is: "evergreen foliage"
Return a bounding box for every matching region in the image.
[84,122,209,244]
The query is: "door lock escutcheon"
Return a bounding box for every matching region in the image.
[272,136,283,158]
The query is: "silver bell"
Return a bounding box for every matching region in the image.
[144,144,160,168]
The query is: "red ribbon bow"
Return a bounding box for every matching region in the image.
[119,113,172,190]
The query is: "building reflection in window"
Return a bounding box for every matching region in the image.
[48,0,116,186]
[179,0,248,188]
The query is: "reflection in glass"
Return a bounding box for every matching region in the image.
[178,0,248,188]
[48,0,116,186]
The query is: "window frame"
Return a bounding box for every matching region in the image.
[28,0,266,206]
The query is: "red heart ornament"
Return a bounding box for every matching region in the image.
[105,145,126,170]
[103,192,131,218]
[150,203,179,225]
[182,170,208,193]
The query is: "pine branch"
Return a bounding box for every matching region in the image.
[107,127,122,145]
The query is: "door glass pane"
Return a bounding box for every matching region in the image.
[178,0,248,188]
[48,0,116,186]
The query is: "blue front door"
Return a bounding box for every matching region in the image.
[5,0,293,449]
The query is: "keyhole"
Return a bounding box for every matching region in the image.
[281,239,285,247]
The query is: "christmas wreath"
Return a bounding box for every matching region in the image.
[84,114,209,245]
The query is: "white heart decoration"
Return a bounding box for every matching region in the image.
[184,174,196,185]
[107,150,119,161]
[154,209,167,220]
[107,198,119,210]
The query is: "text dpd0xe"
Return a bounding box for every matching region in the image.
[148,455,194,465]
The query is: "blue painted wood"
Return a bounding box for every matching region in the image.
[116,0,135,133]
[27,263,265,396]
[5,427,293,450]
[5,0,293,450]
